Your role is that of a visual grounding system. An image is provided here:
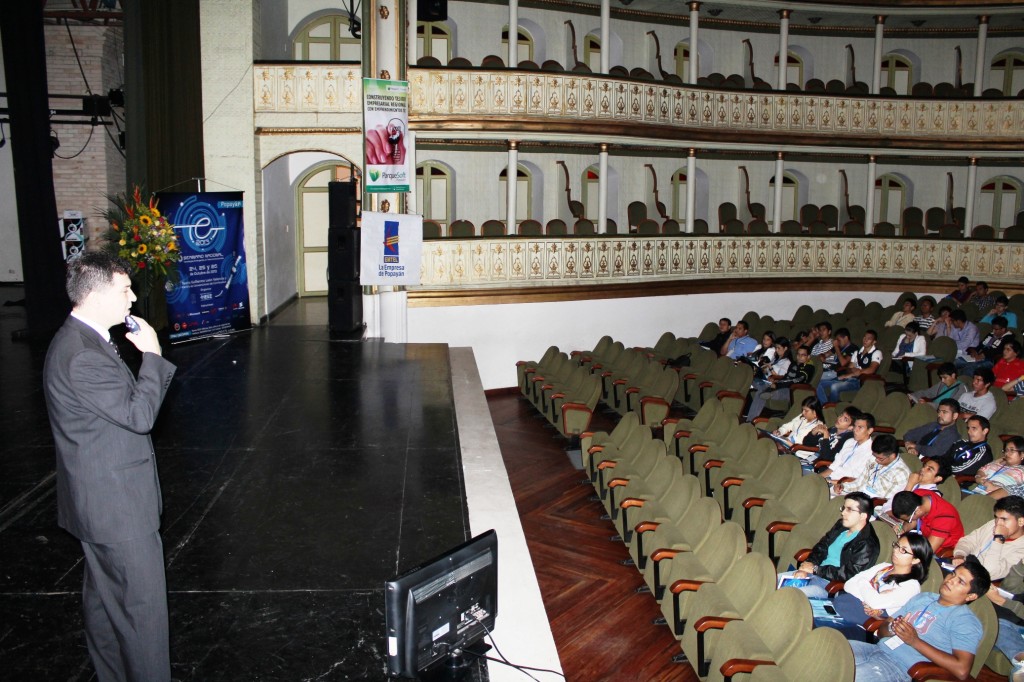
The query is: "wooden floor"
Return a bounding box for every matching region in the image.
[488,390,1007,682]
[489,392,697,681]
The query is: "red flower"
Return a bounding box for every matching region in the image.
[133,235,141,242]
[137,261,146,269]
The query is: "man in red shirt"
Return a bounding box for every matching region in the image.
[892,489,965,555]
[993,340,1024,390]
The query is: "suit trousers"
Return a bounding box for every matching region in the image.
[81,532,170,682]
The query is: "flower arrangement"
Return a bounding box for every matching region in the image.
[103,185,181,288]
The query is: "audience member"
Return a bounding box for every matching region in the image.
[816,330,882,403]
[949,276,972,306]
[849,558,989,682]
[908,363,966,407]
[975,438,1024,496]
[836,434,910,502]
[744,344,814,421]
[926,305,955,339]
[842,532,933,618]
[892,489,965,554]
[984,560,1024,665]
[952,496,1024,581]
[810,321,834,358]
[993,340,1024,390]
[903,399,962,461]
[781,492,880,598]
[751,336,792,392]
[699,318,732,354]
[820,327,856,381]
[958,367,997,420]
[806,406,859,464]
[914,297,937,331]
[720,320,758,359]
[878,458,951,516]
[935,415,993,478]
[968,281,996,314]
[891,322,927,381]
[737,330,776,369]
[820,413,876,481]
[885,298,917,328]
[958,315,1015,372]
[949,310,981,361]
[980,295,1018,329]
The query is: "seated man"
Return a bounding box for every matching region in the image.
[968,280,996,315]
[926,305,955,339]
[953,495,1024,581]
[819,412,875,481]
[698,317,732,355]
[908,363,966,408]
[744,344,815,421]
[885,297,917,328]
[914,297,937,332]
[805,405,859,464]
[949,276,972,307]
[835,434,911,504]
[949,310,981,362]
[849,557,990,682]
[809,321,834,358]
[892,489,965,555]
[985,560,1024,666]
[958,315,1015,372]
[903,399,962,461]
[935,415,993,479]
[820,327,857,381]
[878,458,952,516]
[993,340,1024,391]
[781,491,880,599]
[981,295,1019,329]
[720,320,759,360]
[958,367,997,420]
[816,329,883,404]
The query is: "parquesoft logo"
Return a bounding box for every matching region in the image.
[369,170,381,181]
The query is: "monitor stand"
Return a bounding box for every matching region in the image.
[419,642,492,682]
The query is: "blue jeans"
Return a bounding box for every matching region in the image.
[745,387,791,422]
[996,618,1024,661]
[817,377,860,404]
[849,640,912,682]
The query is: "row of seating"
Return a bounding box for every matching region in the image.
[516,347,601,440]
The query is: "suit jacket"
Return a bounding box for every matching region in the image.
[43,315,176,544]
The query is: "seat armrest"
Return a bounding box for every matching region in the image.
[669,578,708,594]
[907,662,959,681]
[794,548,811,563]
[766,521,797,534]
[826,581,845,596]
[693,616,739,633]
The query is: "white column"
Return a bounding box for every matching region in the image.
[600,0,610,74]
[777,10,790,90]
[407,0,418,65]
[965,158,978,237]
[974,17,989,96]
[405,130,417,213]
[772,153,785,232]
[506,141,518,232]
[508,0,519,68]
[688,2,700,84]
[598,144,609,233]
[686,149,697,232]
[865,156,877,232]
[871,16,885,94]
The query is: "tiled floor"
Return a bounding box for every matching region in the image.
[0,290,477,680]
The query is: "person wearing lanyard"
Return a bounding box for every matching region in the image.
[935,415,994,478]
[892,489,965,555]
[952,496,1024,580]
[849,557,990,681]
[903,399,961,461]
[836,434,911,504]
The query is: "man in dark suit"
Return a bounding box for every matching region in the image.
[43,251,176,682]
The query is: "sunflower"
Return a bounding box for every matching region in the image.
[140,215,153,226]
[138,244,148,254]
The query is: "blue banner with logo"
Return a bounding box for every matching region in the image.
[157,191,252,342]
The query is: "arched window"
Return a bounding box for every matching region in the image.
[416,163,452,231]
[298,163,360,295]
[769,172,800,221]
[980,175,1022,230]
[874,174,907,225]
[417,22,451,61]
[499,165,532,225]
[774,51,803,89]
[671,168,687,220]
[991,52,1024,96]
[881,54,913,95]
[292,14,361,61]
[674,42,694,82]
[501,26,534,64]
[582,166,600,220]
[584,35,601,73]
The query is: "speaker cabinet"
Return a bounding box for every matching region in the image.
[327,181,362,333]
[328,281,364,334]
[328,181,357,231]
[418,0,447,22]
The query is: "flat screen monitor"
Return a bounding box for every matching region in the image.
[385,530,498,679]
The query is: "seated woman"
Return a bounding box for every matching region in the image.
[973,436,1024,495]
[736,330,776,369]
[837,532,933,623]
[772,396,825,446]
[890,321,927,381]
[993,340,1024,392]
[778,492,880,599]
[751,337,792,391]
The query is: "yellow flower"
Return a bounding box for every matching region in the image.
[140,215,153,226]
[137,244,148,254]
[168,242,177,251]
[151,208,161,218]
[130,251,137,258]
[119,239,126,246]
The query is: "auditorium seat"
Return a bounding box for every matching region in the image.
[872,221,895,236]
[637,219,660,235]
[629,67,655,81]
[819,204,839,228]
[480,54,505,68]
[799,203,819,228]
[480,219,506,236]
[541,60,564,72]
[939,223,963,239]
[1004,224,1024,241]
[780,220,802,235]
[934,82,958,97]
[846,81,869,95]
[903,223,925,238]
[449,219,475,237]
[517,219,542,236]
[825,79,845,94]
[911,81,934,97]
[842,220,864,236]
[423,220,442,239]
[692,218,709,234]
[879,86,898,96]
[608,65,630,78]
[545,219,567,236]
[748,219,769,235]
[416,55,442,67]
[718,202,737,231]
[723,218,745,235]
[627,200,647,230]
[447,57,473,68]
[925,206,947,232]
[706,72,726,88]
[572,218,595,235]
[725,74,745,89]
[972,224,995,240]
[804,78,825,93]
[517,59,540,71]
[661,219,681,235]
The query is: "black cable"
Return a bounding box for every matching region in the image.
[473,617,566,680]
[65,20,93,96]
[101,122,126,159]
[52,125,94,160]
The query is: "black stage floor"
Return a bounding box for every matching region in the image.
[0,289,474,680]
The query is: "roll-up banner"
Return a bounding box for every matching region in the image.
[360,211,422,285]
[157,191,252,342]
[363,78,410,193]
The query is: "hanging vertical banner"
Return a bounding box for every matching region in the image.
[363,78,409,193]
[360,211,422,285]
[157,191,252,342]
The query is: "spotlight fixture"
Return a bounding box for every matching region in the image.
[910,20,926,27]
[808,17,822,24]
[707,8,723,17]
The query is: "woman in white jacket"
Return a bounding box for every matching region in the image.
[774,396,824,445]
[891,321,928,382]
[839,532,933,619]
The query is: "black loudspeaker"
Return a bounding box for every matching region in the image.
[328,226,359,282]
[418,0,447,22]
[327,181,362,333]
[328,181,357,231]
[328,281,363,334]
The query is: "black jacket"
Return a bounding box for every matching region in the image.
[805,519,879,582]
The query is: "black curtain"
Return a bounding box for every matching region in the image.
[1,2,71,334]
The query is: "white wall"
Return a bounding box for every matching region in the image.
[0,31,22,282]
[260,157,297,313]
[408,289,935,390]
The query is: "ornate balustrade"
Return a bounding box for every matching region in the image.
[416,235,1024,291]
[252,63,1024,144]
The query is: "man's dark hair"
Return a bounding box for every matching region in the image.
[995,495,1024,521]
[938,398,961,413]
[957,276,970,284]
[920,296,936,307]
[905,321,922,334]
[952,310,968,323]
[720,318,732,327]
[960,555,991,598]
[892,491,924,519]
[904,296,918,308]
[977,281,989,290]
[66,251,132,307]
[818,321,833,333]
[936,362,957,378]
[845,491,874,516]
[855,412,876,430]
[1004,340,1022,356]
[929,457,953,483]
[872,434,898,457]
[967,415,991,431]
[992,315,1008,329]
[835,327,851,340]
[996,295,1010,306]
[975,367,995,385]
[841,405,863,421]
[864,329,878,342]
[736,320,749,332]
[938,305,952,315]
